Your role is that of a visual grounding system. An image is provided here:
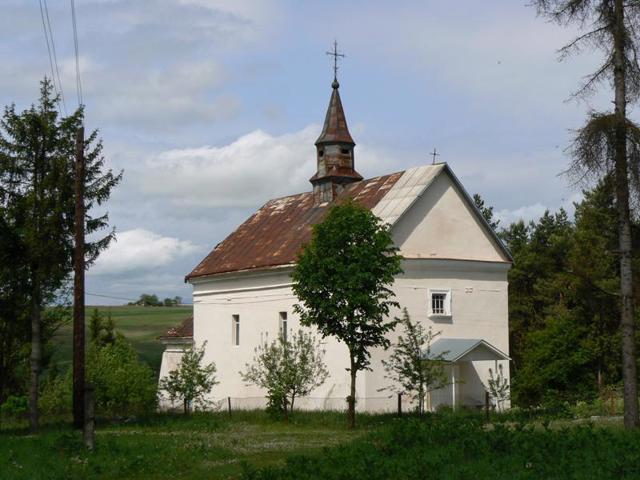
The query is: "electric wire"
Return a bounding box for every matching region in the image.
[38,0,60,106]
[38,0,67,115]
[42,0,67,115]
[70,0,83,107]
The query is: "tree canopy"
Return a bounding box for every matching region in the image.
[292,199,403,428]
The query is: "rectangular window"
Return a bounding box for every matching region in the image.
[432,293,446,315]
[429,289,452,317]
[279,312,288,342]
[232,314,240,346]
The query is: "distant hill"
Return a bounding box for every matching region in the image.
[51,305,193,374]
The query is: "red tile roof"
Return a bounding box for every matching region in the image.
[160,316,193,339]
[186,172,403,280]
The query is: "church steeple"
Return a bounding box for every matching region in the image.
[310,42,362,204]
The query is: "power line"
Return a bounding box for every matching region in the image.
[38,0,67,115]
[70,0,83,107]
[38,0,58,102]
[85,292,138,302]
[43,0,67,114]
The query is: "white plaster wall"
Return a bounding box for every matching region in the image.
[363,258,510,411]
[192,269,366,411]
[189,256,509,412]
[393,172,509,263]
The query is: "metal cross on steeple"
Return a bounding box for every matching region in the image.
[430,148,440,165]
[326,40,345,82]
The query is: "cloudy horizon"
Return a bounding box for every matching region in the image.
[1,0,618,305]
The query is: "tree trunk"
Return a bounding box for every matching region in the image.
[184,398,188,415]
[348,352,356,429]
[613,0,639,429]
[29,287,41,433]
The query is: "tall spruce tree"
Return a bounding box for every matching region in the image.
[534,0,640,428]
[0,79,121,431]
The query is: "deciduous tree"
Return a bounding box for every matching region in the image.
[292,200,403,428]
[241,329,328,419]
[159,342,218,414]
[381,309,448,414]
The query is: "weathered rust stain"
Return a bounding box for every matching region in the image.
[185,172,403,281]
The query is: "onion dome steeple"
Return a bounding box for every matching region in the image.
[310,42,363,205]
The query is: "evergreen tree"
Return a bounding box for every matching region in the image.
[0,79,122,431]
[534,0,640,428]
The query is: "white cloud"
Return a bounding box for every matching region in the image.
[495,192,583,226]
[91,229,201,275]
[137,125,393,210]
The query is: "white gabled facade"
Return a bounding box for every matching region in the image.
[163,164,511,412]
[158,77,511,412]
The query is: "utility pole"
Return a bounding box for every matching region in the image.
[73,126,85,429]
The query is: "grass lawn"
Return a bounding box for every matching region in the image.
[2,411,639,480]
[50,305,192,374]
[0,411,386,480]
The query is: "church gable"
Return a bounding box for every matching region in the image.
[391,166,511,263]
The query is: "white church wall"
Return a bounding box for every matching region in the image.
[392,172,509,263]
[188,255,509,412]
[191,268,368,411]
[364,258,510,411]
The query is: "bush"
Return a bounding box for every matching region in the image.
[0,395,28,420]
[87,334,157,417]
[39,371,72,416]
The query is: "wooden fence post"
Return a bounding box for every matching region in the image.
[227,396,232,417]
[485,391,490,423]
[397,393,402,417]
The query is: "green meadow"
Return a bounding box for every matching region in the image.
[1,411,637,480]
[50,305,193,373]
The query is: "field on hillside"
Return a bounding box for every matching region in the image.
[51,305,193,373]
[1,411,637,480]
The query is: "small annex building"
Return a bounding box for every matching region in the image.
[158,74,512,412]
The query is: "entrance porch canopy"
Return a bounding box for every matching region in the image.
[423,338,510,410]
[425,338,510,363]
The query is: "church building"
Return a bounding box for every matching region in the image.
[159,69,512,412]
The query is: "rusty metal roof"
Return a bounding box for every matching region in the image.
[315,83,354,146]
[186,172,403,280]
[160,316,193,339]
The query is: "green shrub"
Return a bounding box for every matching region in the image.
[39,371,72,416]
[0,395,28,420]
[87,334,157,417]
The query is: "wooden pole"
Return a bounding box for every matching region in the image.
[73,126,85,429]
[397,393,402,417]
[83,384,95,450]
[227,396,232,417]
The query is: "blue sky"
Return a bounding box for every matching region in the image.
[1,0,614,305]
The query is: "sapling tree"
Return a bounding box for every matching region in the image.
[292,200,403,428]
[159,342,218,414]
[381,309,448,414]
[240,329,328,419]
[486,364,510,412]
